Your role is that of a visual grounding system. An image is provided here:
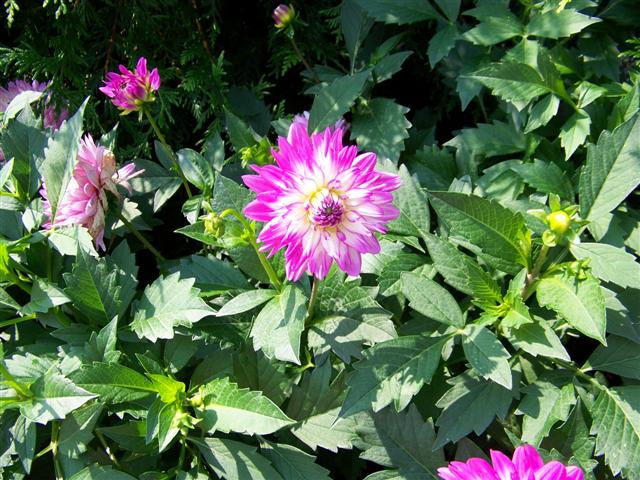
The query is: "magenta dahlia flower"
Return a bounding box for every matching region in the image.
[438,445,584,480]
[242,122,400,281]
[40,134,142,250]
[100,57,160,114]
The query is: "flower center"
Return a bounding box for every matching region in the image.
[308,190,345,228]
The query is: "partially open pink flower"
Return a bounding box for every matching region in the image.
[438,445,584,480]
[273,4,295,28]
[40,134,142,250]
[242,123,400,281]
[100,57,160,114]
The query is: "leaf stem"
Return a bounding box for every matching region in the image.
[117,211,166,262]
[218,208,283,291]
[0,313,37,329]
[51,421,63,480]
[0,361,31,398]
[144,108,193,198]
[96,429,122,468]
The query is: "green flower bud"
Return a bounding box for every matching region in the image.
[547,210,571,234]
[204,212,225,237]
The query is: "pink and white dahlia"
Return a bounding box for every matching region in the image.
[291,111,348,138]
[438,445,584,480]
[40,134,142,250]
[242,122,400,281]
[99,57,160,114]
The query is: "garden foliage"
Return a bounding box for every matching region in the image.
[1,0,640,479]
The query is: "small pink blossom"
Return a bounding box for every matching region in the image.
[273,4,294,28]
[40,134,142,250]
[438,445,584,480]
[100,57,160,114]
[242,122,400,281]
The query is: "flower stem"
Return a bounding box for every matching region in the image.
[290,37,320,83]
[219,208,282,291]
[96,429,122,468]
[522,244,550,301]
[51,421,63,480]
[0,314,36,329]
[117,211,166,262]
[144,108,193,198]
[306,278,320,325]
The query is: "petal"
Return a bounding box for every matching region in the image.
[513,445,544,478]
[534,462,566,480]
[491,450,517,480]
[565,466,584,480]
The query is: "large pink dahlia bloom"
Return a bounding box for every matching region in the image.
[100,57,160,114]
[242,122,400,281]
[40,134,142,250]
[438,445,584,480]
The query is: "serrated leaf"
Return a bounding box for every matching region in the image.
[435,371,519,448]
[462,5,523,45]
[22,278,70,315]
[340,335,446,418]
[211,174,254,215]
[84,318,120,363]
[308,72,369,133]
[68,465,137,480]
[385,163,430,240]
[260,441,331,480]
[2,90,44,126]
[198,377,294,435]
[71,362,157,403]
[19,370,96,424]
[250,285,307,364]
[176,148,214,193]
[233,348,292,406]
[351,98,410,163]
[586,335,640,380]
[536,272,606,344]
[428,24,459,68]
[401,271,463,327]
[511,159,573,200]
[570,242,640,289]
[13,416,35,473]
[193,437,283,480]
[525,94,560,133]
[462,324,512,389]
[579,113,640,221]
[560,110,591,159]
[429,192,530,274]
[131,272,214,342]
[146,398,180,452]
[353,0,439,25]
[39,99,88,223]
[528,9,601,39]
[129,159,181,212]
[378,253,425,297]
[373,52,412,84]
[591,386,640,479]
[291,408,359,453]
[217,289,277,317]
[342,0,374,71]
[424,233,502,302]
[507,320,570,361]
[444,120,526,158]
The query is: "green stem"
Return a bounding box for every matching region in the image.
[219,209,283,291]
[0,314,36,329]
[144,108,193,198]
[117,212,166,262]
[96,429,122,468]
[306,278,319,325]
[290,36,320,83]
[51,421,63,480]
[522,244,550,301]
[0,361,31,398]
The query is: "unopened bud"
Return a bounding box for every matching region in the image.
[547,210,571,234]
[273,4,295,28]
[204,213,225,237]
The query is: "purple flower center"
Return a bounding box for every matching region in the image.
[312,197,344,227]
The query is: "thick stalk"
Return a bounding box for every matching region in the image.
[117,212,166,262]
[144,108,193,198]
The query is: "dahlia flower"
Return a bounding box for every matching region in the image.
[291,111,348,137]
[273,4,294,28]
[40,134,142,250]
[100,57,160,114]
[242,122,400,281]
[0,79,68,161]
[438,444,584,480]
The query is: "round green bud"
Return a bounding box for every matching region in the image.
[547,210,571,234]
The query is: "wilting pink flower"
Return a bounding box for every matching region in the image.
[291,111,348,137]
[0,80,68,161]
[40,134,142,250]
[242,123,400,281]
[438,445,584,480]
[100,57,160,114]
[273,4,294,28]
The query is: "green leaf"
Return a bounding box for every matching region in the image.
[570,242,640,289]
[20,370,96,424]
[68,465,137,480]
[385,163,430,239]
[507,320,570,361]
[250,285,307,364]
[99,421,152,453]
[233,349,292,406]
[260,441,331,480]
[14,416,36,473]
[586,335,640,380]
[424,233,502,302]
[198,377,294,435]
[340,335,446,418]
[217,289,277,317]
[518,379,576,447]
[434,0,460,23]
[467,62,549,110]
[47,225,97,257]
[71,362,157,403]
[359,405,444,477]
[429,192,530,274]
[84,318,120,363]
[559,110,591,160]
[528,8,601,39]
[536,272,606,344]
[58,402,104,475]
[130,159,181,212]
[341,0,374,70]
[175,221,218,246]
[401,271,463,327]
[176,148,214,193]
[511,159,573,199]
[2,90,44,126]
[353,0,439,25]
[225,109,260,151]
[377,253,426,297]
[462,324,512,389]
[308,71,369,133]
[0,286,20,311]
[63,246,122,325]
[462,5,523,45]
[579,113,640,221]
[21,278,70,315]
[591,386,640,479]
[525,94,560,133]
[38,98,88,223]
[428,24,460,68]
[291,408,359,453]
[211,175,254,215]
[193,437,283,480]
[444,120,526,158]
[131,272,214,342]
[351,98,411,163]
[435,371,519,448]
[372,52,412,84]
[146,398,180,452]
[0,158,13,190]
